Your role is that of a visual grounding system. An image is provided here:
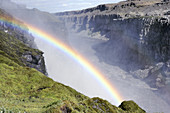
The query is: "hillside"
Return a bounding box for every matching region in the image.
[0,7,145,113]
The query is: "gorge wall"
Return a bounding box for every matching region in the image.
[62,16,170,70]
[55,0,170,104]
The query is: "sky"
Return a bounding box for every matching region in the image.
[11,0,124,13]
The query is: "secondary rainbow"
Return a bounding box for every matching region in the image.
[0,17,123,105]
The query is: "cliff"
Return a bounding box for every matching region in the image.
[0,9,47,75]
[0,7,145,113]
[55,0,170,105]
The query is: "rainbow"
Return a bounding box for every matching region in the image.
[0,16,123,105]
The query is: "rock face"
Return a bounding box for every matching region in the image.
[55,0,170,104]
[56,5,170,71]
[56,1,170,70]
[21,51,47,75]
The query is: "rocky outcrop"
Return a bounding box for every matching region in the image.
[21,51,47,75]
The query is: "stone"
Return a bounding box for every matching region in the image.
[23,55,32,62]
[164,11,170,15]
[131,68,150,79]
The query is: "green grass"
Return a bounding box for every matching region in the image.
[0,54,88,112]
[119,101,146,113]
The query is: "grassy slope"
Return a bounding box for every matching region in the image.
[0,53,87,112]
[0,54,145,113]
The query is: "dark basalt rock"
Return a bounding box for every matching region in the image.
[22,52,47,75]
[163,0,170,2]
[96,4,109,11]
[164,11,170,15]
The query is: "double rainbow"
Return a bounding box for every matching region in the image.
[0,16,123,105]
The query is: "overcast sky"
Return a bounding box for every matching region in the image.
[11,0,124,13]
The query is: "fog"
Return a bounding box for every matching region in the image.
[1,0,170,112]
